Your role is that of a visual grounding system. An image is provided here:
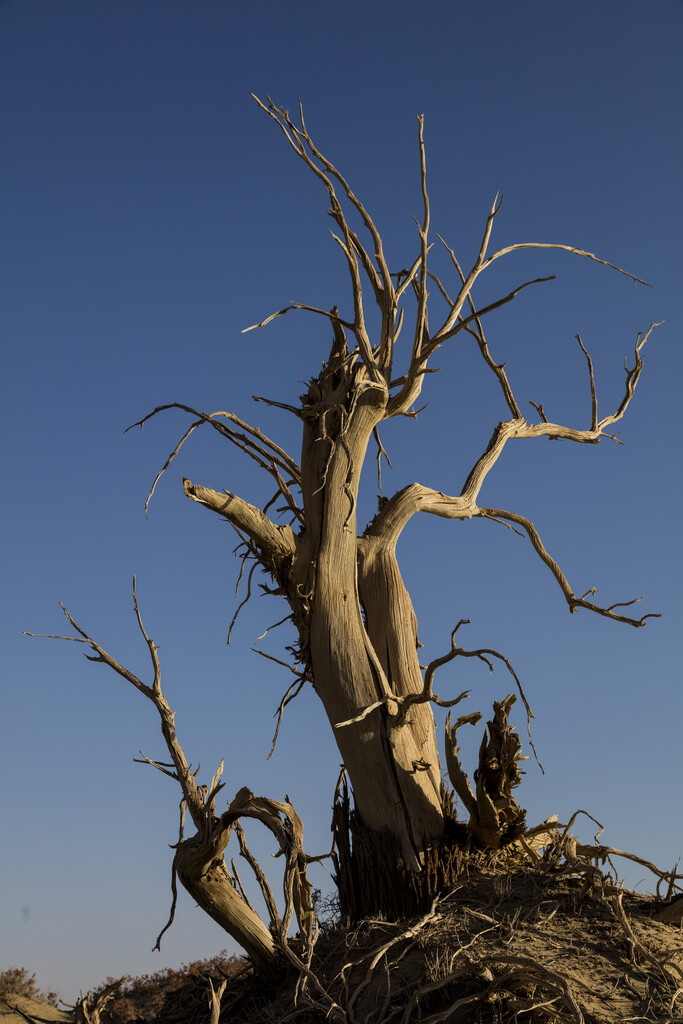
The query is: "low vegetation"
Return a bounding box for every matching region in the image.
[87,954,243,1024]
[0,966,59,1008]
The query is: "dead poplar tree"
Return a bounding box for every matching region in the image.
[33,98,659,979]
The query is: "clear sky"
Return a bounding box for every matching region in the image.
[2,0,681,1002]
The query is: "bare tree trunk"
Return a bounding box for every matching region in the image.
[294,347,446,871]
[38,98,662,968]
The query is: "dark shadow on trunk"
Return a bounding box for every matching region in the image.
[333,784,470,922]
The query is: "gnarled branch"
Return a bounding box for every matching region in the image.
[25,582,287,974]
[478,507,660,627]
[183,479,296,560]
[127,402,301,514]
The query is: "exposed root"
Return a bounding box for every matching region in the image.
[184,845,683,1022]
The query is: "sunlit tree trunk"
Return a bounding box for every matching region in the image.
[40,97,659,976]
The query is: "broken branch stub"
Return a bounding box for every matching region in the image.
[445,696,526,849]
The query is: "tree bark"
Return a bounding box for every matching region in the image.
[174,834,280,975]
[293,356,447,870]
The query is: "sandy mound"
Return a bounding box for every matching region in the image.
[0,995,71,1024]
[197,867,683,1023]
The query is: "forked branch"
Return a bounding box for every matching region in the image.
[478,507,660,627]
[25,581,321,976]
[126,402,302,521]
[252,95,389,384]
[26,579,216,828]
[388,193,652,418]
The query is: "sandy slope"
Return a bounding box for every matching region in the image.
[0,995,72,1024]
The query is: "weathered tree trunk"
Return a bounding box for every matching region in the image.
[47,98,659,971]
[297,355,445,871]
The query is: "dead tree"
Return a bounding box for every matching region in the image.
[31,98,659,979]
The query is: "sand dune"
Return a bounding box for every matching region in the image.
[0,995,71,1024]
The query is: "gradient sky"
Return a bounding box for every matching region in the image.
[2,0,681,1002]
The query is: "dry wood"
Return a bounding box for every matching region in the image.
[26,582,328,980]
[31,99,666,986]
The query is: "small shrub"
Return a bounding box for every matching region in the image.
[0,966,59,1006]
[90,952,244,1023]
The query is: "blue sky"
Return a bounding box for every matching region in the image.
[2,0,681,1001]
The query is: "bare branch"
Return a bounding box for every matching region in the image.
[153,852,180,952]
[435,236,522,418]
[575,333,598,430]
[268,676,307,761]
[529,399,548,423]
[253,95,388,385]
[407,115,430,376]
[443,629,541,771]
[225,787,317,951]
[478,507,660,627]
[518,323,661,442]
[26,583,211,827]
[427,273,556,350]
[235,821,282,931]
[133,751,178,781]
[242,302,354,334]
[372,425,392,492]
[256,613,294,642]
[131,576,161,694]
[183,479,296,560]
[127,402,301,483]
[140,419,203,518]
[427,193,502,347]
[388,201,653,422]
[230,857,255,912]
[227,560,258,645]
[460,419,521,506]
[482,240,651,285]
[254,94,394,301]
[334,694,396,729]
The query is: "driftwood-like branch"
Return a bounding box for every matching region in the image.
[26,581,209,830]
[127,402,302,519]
[252,95,389,386]
[183,479,296,561]
[365,314,659,631]
[516,323,661,442]
[335,621,536,765]
[26,582,326,976]
[478,507,660,627]
[445,696,527,850]
[235,821,282,931]
[71,978,127,1024]
[363,479,658,629]
[223,787,317,953]
[207,978,227,1024]
[388,196,652,419]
